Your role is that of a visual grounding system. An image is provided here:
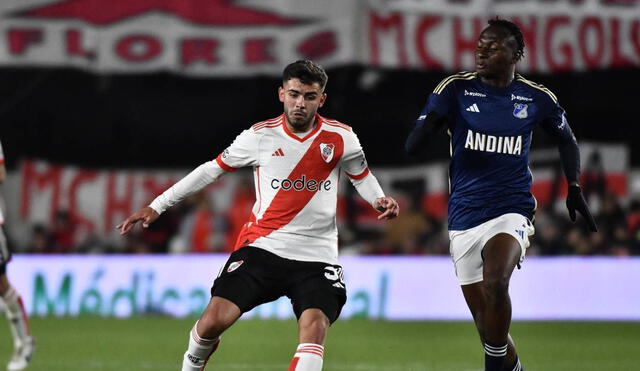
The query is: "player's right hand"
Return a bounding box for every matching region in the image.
[116,206,159,235]
[374,196,400,220]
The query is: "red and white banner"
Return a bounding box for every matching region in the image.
[365,0,640,73]
[0,0,637,75]
[4,161,186,240]
[0,0,355,76]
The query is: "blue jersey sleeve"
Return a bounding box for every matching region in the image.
[539,100,574,143]
[538,97,581,183]
[417,83,456,124]
[405,83,455,156]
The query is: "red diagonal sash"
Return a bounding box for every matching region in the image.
[234,130,343,250]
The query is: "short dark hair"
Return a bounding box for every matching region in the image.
[488,17,525,62]
[282,60,328,90]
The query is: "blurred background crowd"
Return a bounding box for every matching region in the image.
[0,0,638,258]
[17,186,640,257]
[14,150,640,257]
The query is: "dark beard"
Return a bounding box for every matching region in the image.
[287,113,313,131]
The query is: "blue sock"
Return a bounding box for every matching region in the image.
[484,342,507,371]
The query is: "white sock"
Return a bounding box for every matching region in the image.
[288,343,324,371]
[1,286,31,347]
[181,321,220,371]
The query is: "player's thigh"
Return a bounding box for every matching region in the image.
[449,226,486,285]
[210,246,284,314]
[286,262,347,325]
[450,213,534,285]
[482,234,522,280]
[481,213,535,275]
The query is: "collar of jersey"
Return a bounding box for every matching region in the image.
[282,113,323,142]
[475,75,516,95]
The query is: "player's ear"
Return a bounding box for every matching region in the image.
[506,39,520,64]
[319,93,327,107]
[278,86,285,103]
[511,50,519,64]
[515,49,523,63]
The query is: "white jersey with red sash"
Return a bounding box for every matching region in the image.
[215,114,371,264]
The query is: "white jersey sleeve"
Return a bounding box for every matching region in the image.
[149,160,225,215]
[350,172,385,207]
[215,129,261,170]
[340,131,384,206]
[340,131,369,179]
[150,128,261,215]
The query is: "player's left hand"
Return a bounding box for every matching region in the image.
[116,206,160,235]
[374,196,400,220]
[566,185,597,232]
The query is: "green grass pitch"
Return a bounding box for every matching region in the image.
[0,318,638,370]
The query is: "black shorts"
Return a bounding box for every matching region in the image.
[0,226,11,275]
[211,246,347,324]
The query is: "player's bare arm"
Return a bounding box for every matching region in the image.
[374,196,399,220]
[117,206,159,235]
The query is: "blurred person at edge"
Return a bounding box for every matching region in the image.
[0,140,35,370]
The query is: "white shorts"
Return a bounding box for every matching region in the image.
[449,213,535,285]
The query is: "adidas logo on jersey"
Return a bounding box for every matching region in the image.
[465,103,480,112]
[271,148,285,156]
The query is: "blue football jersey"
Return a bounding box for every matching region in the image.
[415,71,576,230]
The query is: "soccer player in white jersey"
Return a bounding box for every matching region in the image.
[0,140,35,371]
[118,60,399,371]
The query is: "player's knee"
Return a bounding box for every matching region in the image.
[301,317,329,334]
[299,312,329,338]
[483,275,510,303]
[198,308,237,338]
[0,273,10,294]
[197,316,228,339]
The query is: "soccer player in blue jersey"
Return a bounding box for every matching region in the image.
[405,18,597,371]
